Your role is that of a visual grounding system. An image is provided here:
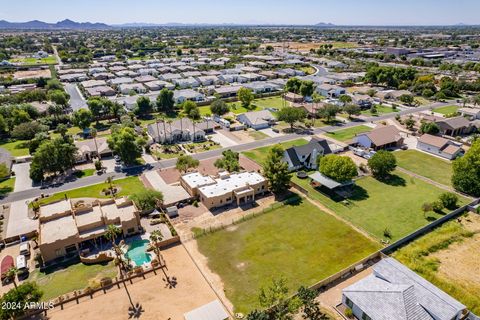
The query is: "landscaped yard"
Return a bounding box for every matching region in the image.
[35,176,147,206]
[393,214,480,314]
[292,170,470,242]
[73,169,96,178]
[198,95,286,116]
[0,139,30,157]
[324,125,372,142]
[184,140,221,153]
[395,150,453,186]
[195,196,380,313]
[0,178,15,196]
[433,105,459,115]
[248,130,269,141]
[361,105,398,116]
[30,261,118,301]
[242,138,308,165]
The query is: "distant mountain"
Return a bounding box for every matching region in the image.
[314,22,335,27]
[0,19,111,29]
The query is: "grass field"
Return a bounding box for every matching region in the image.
[395,150,453,186]
[9,56,57,65]
[0,178,15,196]
[0,140,30,157]
[198,96,286,116]
[324,125,372,142]
[292,171,469,242]
[196,196,380,313]
[361,105,399,116]
[30,261,118,301]
[73,169,96,179]
[242,138,308,165]
[393,216,480,314]
[35,176,146,206]
[433,105,459,115]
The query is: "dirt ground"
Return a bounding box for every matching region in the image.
[46,245,227,320]
[13,69,51,80]
[222,129,257,144]
[159,155,261,184]
[431,213,480,291]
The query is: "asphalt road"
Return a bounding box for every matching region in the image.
[65,83,87,111]
[0,102,447,205]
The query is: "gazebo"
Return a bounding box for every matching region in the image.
[308,172,354,197]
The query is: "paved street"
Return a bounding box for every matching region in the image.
[0,101,449,205]
[65,83,87,111]
[12,162,33,192]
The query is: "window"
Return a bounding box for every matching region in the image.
[55,249,62,257]
[361,312,371,320]
[127,228,134,234]
[345,297,353,308]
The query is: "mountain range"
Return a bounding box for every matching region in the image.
[0,19,111,29]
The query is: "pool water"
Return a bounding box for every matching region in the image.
[125,240,152,266]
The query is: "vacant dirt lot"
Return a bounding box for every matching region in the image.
[159,155,260,184]
[431,213,480,291]
[13,68,51,80]
[47,245,226,320]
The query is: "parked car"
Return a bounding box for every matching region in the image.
[19,242,30,257]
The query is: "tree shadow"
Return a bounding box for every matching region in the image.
[347,185,370,201]
[377,174,406,187]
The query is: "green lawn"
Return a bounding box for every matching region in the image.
[324,125,372,142]
[0,177,15,196]
[73,169,96,179]
[196,196,380,313]
[248,130,269,141]
[395,150,453,186]
[292,170,470,242]
[393,218,480,314]
[433,105,459,115]
[30,261,118,301]
[9,55,57,65]
[0,140,30,157]
[361,105,399,116]
[198,96,286,117]
[35,176,146,206]
[242,138,308,165]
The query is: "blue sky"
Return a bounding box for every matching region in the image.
[1,0,479,25]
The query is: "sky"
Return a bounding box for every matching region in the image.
[1,0,479,26]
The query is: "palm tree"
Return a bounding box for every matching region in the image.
[105,176,115,197]
[167,119,173,143]
[149,230,163,265]
[91,128,100,160]
[6,267,18,289]
[155,114,162,144]
[161,115,167,144]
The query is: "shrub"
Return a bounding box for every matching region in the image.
[383,227,392,239]
[432,200,444,213]
[345,308,353,319]
[439,193,459,210]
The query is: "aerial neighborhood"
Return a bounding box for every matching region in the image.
[0,2,479,319]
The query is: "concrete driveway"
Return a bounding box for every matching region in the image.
[6,199,37,238]
[260,128,284,138]
[208,131,237,148]
[12,162,33,192]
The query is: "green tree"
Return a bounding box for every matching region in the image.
[338,95,352,105]
[343,104,361,119]
[11,121,48,140]
[277,107,307,131]
[262,145,291,194]
[107,127,145,165]
[156,88,175,112]
[285,77,302,94]
[246,310,270,320]
[149,230,164,264]
[134,96,153,117]
[439,192,459,210]
[110,101,125,121]
[29,138,77,181]
[316,104,340,123]
[175,154,199,173]
[0,282,43,320]
[452,139,480,196]
[183,101,200,119]
[258,277,299,320]
[299,80,315,98]
[47,90,69,107]
[87,98,104,122]
[420,122,440,134]
[214,150,240,172]
[368,150,397,179]
[130,189,163,211]
[297,286,324,320]
[210,99,230,116]
[319,154,357,182]
[237,87,254,108]
[399,94,414,105]
[72,109,94,131]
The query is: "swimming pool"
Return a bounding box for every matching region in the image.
[125,239,152,266]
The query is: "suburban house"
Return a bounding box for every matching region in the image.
[459,107,480,120]
[173,89,205,104]
[213,85,243,98]
[180,171,267,210]
[236,110,275,130]
[342,258,469,320]
[417,134,463,160]
[434,116,473,136]
[147,118,214,144]
[38,198,141,263]
[283,137,333,171]
[184,300,229,320]
[376,89,412,101]
[354,125,404,150]
[118,83,147,95]
[285,92,304,103]
[74,137,113,163]
[351,94,373,109]
[316,84,346,98]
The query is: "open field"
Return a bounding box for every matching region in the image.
[361,105,399,116]
[35,176,146,206]
[395,149,453,186]
[242,138,308,165]
[13,68,52,80]
[433,105,459,115]
[0,177,15,196]
[30,261,118,301]
[9,55,57,65]
[292,171,470,242]
[324,125,372,142]
[0,139,30,157]
[262,41,357,51]
[198,96,286,116]
[393,213,480,314]
[195,196,380,313]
